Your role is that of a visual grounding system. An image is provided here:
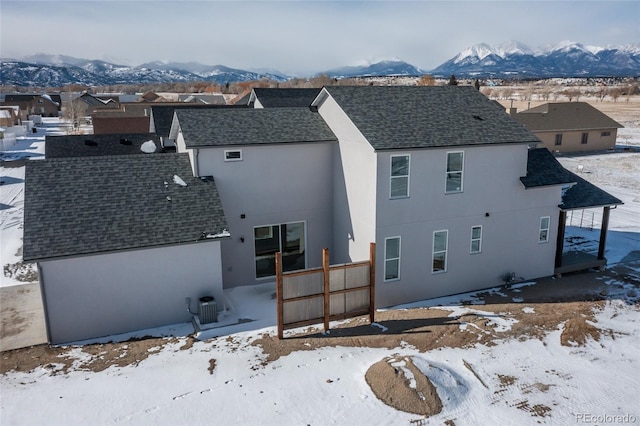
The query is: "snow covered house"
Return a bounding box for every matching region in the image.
[512,102,623,153]
[23,154,228,344]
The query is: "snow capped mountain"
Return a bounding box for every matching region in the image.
[321,59,425,78]
[0,56,289,87]
[1,40,639,87]
[432,41,640,78]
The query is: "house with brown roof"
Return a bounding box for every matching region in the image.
[512,102,623,153]
[1,94,61,120]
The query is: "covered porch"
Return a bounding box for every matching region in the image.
[554,175,623,276]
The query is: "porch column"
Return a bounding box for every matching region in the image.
[597,206,611,260]
[555,210,567,268]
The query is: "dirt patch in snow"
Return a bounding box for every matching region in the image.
[366,355,442,416]
[0,336,193,375]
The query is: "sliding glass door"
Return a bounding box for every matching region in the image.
[254,221,306,278]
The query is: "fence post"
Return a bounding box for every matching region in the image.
[322,248,330,332]
[276,252,284,340]
[369,242,376,324]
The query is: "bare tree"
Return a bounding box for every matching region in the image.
[417,74,435,86]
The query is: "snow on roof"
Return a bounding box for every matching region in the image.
[140,140,156,153]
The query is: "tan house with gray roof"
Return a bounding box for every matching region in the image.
[513,102,623,153]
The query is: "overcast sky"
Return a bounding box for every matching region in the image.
[1,1,638,76]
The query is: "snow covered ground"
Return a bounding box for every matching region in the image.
[1,116,639,425]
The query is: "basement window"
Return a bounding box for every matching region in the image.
[224,149,242,162]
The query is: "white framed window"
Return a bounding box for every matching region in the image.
[445,151,464,193]
[601,131,611,137]
[554,134,563,146]
[384,236,401,281]
[390,155,410,199]
[432,230,448,273]
[224,149,243,161]
[539,216,550,243]
[470,225,482,254]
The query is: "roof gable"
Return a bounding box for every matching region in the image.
[519,148,622,209]
[317,86,540,150]
[514,102,623,132]
[23,153,227,261]
[251,88,322,108]
[520,148,576,188]
[176,107,337,148]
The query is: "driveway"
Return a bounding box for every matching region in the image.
[0,283,47,351]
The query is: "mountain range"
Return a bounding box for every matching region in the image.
[1,41,638,87]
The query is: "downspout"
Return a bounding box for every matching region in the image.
[555,210,567,268]
[597,206,611,260]
[37,263,53,344]
[194,148,200,177]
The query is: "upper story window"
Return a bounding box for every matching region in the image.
[581,133,589,144]
[224,149,242,162]
[554,134,563,146]
[539,216,550,243]
[445,151,464,193]
[390,155,410,199]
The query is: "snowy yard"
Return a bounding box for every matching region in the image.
[1,111,639,425]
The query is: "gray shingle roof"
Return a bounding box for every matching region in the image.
[252,88,322,108]
[23,153,227,261]
[560,170,623,210]
[176,107,337,148]
[318,86,540,150]
[520,148,577,188]
[45,134,164,158]
[514,102,623,132]
[150,104,245,138]
[519,148,622,209]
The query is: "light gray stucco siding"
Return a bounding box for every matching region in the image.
[375,144,561,307]
[196,142,334,287]
[316,94,377,264]
[39,241,223,344]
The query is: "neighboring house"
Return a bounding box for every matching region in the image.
[72,92,119,116]
[137,91,168,103]
[23,153,228,344]
[178,94,226,105]
[150,104,246,148]
[1,94,61,120]
[91,110,151,134]
[45,133,163,158]
[512,102,623,153]
[248,88,322,108]
[170,107,337,287]
[0,107,18,127]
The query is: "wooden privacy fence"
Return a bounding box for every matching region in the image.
[276,243,376,339]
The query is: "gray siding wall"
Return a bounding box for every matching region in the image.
[375,144,561,307]
[317,95,377,264]
[40,241,224,344]
[196,143,334,287]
